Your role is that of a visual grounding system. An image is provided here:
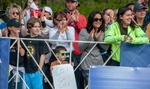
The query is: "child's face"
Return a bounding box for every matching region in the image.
[29,22,41,36]
[56,50,68,61]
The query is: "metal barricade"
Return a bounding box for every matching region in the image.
[6,37,119,89]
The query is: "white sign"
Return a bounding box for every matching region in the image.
[52,64,77,89]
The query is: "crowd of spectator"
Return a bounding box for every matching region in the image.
[0,0,150,89]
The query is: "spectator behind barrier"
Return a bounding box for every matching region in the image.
[64,0,87,88]
[78,11,109,86]
[50,46,69,73]
[125,3,135,19]
[104,6,149,66]
[49,11,75,63]
[1,3,27,37]
[102,8,115,30]
[7,18,25,89]
[133,3,150,40]
[23,17,49,89]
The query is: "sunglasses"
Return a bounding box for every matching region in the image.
[12,12,20,15]
[57,52,69,56]
[93,18,103,22]
[55,18,66,22]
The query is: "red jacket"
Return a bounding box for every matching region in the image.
[67,14,87,55]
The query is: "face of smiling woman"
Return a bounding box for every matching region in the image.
[120,10,132,28]
[93,14,103,31]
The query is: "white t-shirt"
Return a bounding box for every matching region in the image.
[49,26,75,52]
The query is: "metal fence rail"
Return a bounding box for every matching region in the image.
[4,37,120,89]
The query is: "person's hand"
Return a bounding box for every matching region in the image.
[67,14,74,22]
[28,0,33,8]
[57,21,64,34]
[109,11,115,22]
[57,21,63,30]
[33,10,38,18]
[124,35,128,42]
[20,8,27,21]
[67,9,79,22]
[124,35,133,43]
[2,28,8,37]
[71,62,74,66]
[95,30,103,40]
[89,29,95,40]
[40,7,45,21]
[72,9,79,22]
[127,36,133,43]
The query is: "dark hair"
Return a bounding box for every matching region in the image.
[117,6,135,34]
[86,11,105,33]
[53,11,66,26]
[102,8,113,15]
[54,46,67,53]
[125,3,135,7]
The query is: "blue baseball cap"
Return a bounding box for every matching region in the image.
[133,3,147,12]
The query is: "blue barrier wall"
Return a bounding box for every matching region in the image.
[120,42,150,67]
[89,66,150,89]
[0,38,10,89]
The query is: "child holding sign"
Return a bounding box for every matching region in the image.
[50,46,69,87]
[50,46,69,71]
[50,46,77,89]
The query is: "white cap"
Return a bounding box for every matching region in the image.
[45,6,53,15]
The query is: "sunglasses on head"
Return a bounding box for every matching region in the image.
[12,12,20,15]
[57,52,69,56]
[93,18,103,22]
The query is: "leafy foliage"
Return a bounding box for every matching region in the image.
[0,0,138,18]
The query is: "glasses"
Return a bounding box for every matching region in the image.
[12,12,20,15]
[57,52,69,56]
[93,18,103,22]
[55,18,66,22]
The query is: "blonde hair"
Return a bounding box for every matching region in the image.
[6,3,22,17]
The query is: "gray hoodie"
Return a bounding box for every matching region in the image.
[78,28,109,70]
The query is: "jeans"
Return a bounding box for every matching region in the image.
[82,70,89,86]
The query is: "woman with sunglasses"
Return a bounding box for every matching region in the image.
[104,6,149,66]
[1,3,27,37]
[49,11,75,63]
[78,11,108,85]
